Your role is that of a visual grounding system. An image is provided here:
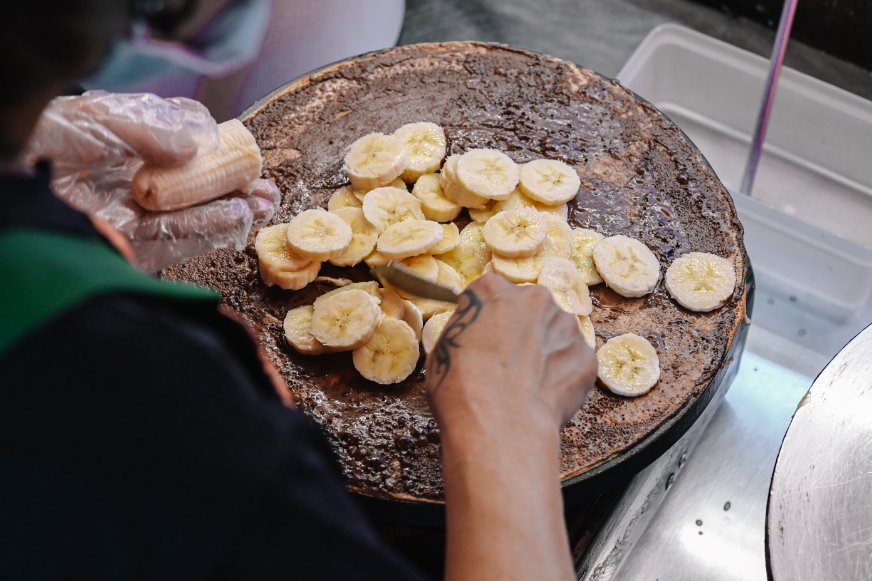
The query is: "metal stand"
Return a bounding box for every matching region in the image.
[740,0,799,196]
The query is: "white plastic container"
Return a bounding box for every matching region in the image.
[617,24,872,328]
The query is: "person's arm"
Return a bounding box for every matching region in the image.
[426,274,597,581]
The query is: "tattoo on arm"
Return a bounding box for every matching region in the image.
[430,290,483,393]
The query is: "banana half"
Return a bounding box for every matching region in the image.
[592,235,660,298]
[665,252,736,312]
[596,333,660,397]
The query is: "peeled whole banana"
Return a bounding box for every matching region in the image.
[132,119,262,212]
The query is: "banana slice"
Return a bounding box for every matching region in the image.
[362,186,425,232]
[266,261,322,291]
[411,173,462,222]
[379,287,424,341]
[328,207,379,267]
[434,258,465,293]
[436,222,491,286]
[407,296,456,321]
[402,301,424,342]
[570,228,605,285]
[491,253,542,283]
[283,305,330,355]
[379,286,407,319]
[364,250,391,268]
[393,122,447,182]
[388,255,442,301]
[352,317,421,384]
[455,149,520,201]
[422,310,455,355]
[255,224,322,290]
[255,223,312,273]
[592,235,660,298]
[440,155,490,209]
[286,208,353,261]
[430,222,460,255]
[377,219,444,259]
[538,257,593,316]
[597,333,660,397]
[386,177,408,191]
[483,208,547,258]
[500,188,568,219]
[315,281,381,305]
[400,254,440,282]
[327,186,363,212]
[540,212,573,259]
[577,315,596,349]
[352,177,408,204]
[665,252,736,312]
[468,199,500,223]
[309,289,381,350]
[344,132,407,191]
[518,159,580,204]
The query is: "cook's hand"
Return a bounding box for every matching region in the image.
[425,274,597,435]
[426,274,597,581]
[26,91,277,272]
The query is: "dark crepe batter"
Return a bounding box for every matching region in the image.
[164,43,749,502]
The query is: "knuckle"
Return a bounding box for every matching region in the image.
[467,272,504,295]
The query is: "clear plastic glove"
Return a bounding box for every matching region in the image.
[26,91,278,272]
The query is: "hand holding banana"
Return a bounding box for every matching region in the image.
[26,91,278,272]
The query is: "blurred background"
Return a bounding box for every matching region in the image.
[87,0,870,119]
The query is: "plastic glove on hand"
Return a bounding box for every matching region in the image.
[27,91,277,272]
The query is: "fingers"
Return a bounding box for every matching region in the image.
[240,178,281,224]
[74,92,219,167]
[247,178,282,206]
[464,272,515,301]
[128,198,255,272]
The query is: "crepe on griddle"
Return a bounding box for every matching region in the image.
[164,42,749,502]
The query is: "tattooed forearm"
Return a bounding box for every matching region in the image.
[430,290,484,393]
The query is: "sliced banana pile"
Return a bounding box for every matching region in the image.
[254,121,737,391]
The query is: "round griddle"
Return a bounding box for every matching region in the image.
[766,323,872,580]
[167,42,752,528]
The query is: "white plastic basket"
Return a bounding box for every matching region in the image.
[617,24,872,328]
